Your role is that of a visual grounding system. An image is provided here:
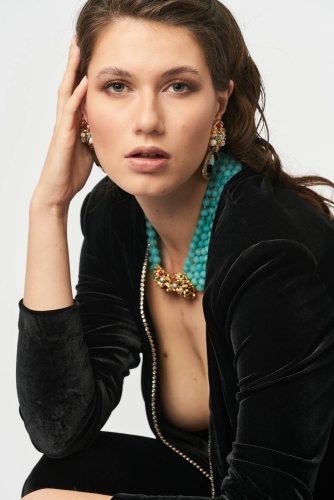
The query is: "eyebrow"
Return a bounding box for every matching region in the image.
[96,65,201,79]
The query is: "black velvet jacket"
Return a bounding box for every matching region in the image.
[17,164,334,500]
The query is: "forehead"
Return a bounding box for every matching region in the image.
[88,17,209,77]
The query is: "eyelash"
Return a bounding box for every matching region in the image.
[102,79,194,93]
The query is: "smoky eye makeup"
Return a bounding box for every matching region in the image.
[101,78,197,94]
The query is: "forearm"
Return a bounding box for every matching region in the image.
[23,199,73,311]
[17,296,99,457]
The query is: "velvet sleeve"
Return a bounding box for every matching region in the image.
[111,240,334,500]
[16,192,142,458]
[217,239,334,499]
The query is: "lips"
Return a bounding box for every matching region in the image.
[132,153,165,158]
[125,153,169,174]
[126,146,170,158]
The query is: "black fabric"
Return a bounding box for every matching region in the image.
[16,163,334,500]
[21,430,211,498]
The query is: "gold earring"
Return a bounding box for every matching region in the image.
[202,120,226,181]
[80,116,105,171]
[80,116,94,150]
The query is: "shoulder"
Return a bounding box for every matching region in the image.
[210,164,334,263]
[79,176,141,240]
[80,176,133,237]
[217,164,333,235]
[78,177,147,278]
[205,164,334,304]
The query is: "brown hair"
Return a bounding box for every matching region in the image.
[76,0,334,220]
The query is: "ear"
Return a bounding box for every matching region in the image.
[214,80,234,120]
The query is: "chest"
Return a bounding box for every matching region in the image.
[145,271,210,431]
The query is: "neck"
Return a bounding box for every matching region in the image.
[136,170,208,274]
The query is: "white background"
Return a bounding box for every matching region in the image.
[1,1,333,498]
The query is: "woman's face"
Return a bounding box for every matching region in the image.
[85,17,232,198]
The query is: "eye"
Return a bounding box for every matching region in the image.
[168,81,191,93]
[103,81,127,93]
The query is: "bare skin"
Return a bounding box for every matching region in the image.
[145,267,210,431]
[23,490,112,499]
[22,18,233,499]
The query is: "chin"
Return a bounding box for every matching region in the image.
[104,167,179,197]
[102,155,199,198]
[110,174,181,198]
[128,182,176,198]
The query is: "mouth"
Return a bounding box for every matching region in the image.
[131,153,166,158]
[125,150,169,173]
[126,147,170,158]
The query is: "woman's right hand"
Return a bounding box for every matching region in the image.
[31,35,94,213]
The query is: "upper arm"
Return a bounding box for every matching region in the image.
[74,232,142,396]
[221,239,334,497]
[77,188,142,389]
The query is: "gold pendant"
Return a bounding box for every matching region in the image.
[153,265,196,300]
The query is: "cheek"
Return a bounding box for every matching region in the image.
[175,109,213,161]
[88,109,123,150]
[85,92,127,157]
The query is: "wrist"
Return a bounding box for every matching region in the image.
[29,201,69,223]
[29,195,70,221]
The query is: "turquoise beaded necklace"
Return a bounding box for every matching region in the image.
[145,152,242,299]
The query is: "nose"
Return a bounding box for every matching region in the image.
[132,90,164,136]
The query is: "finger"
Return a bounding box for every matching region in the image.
[57,38,80,108]
[56,36,81,118]
[54,76,88,142]
[63,35,80,89]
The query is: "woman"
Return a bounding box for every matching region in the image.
[17,1,334,499]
